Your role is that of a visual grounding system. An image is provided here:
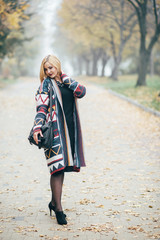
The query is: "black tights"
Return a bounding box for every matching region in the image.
[50,171,64,211]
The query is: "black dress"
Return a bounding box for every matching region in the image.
[57,82,75,159]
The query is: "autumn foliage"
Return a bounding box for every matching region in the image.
[0,0,30,58]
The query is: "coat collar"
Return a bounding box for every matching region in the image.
[51,79,63,109]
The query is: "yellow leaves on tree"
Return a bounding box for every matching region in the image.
[58,0,105,48]
[0,0,29,31]
[58,0,137,53]
[5,12,22,30]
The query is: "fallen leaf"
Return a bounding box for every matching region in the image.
[79,198,95,205]
[95,205,104,208]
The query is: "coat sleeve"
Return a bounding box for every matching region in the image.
[33,79,50,133]
[61,73,86,98]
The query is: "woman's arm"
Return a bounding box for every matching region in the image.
[61,73,86,98]
[33,79,50,134]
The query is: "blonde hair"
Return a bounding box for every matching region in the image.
[39,55,62,83]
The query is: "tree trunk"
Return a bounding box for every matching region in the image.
[110,63,118,80]
[136,49,150,86]
[82,54,91,76]
[101,59,106,77]
[110,54,122,81]
[135,1,148,86]
[91,48,102,76]
[91,50,98,76]
[150,51,154,77]
[101,52,110,77]
[110,29,125,81]
[85,59,90,76]
[77,56,83,75]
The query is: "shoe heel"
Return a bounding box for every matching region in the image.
[48,202,53,216]
[49,209,52,216]
[48,202,67,219]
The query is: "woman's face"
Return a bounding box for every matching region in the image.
[44,62,58,79]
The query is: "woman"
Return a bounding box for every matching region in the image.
[33,55,86,225]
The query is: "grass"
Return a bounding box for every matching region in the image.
[81,74,160,112]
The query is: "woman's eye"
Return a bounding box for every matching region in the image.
[49,67,53,69]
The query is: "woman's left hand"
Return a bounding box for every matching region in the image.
[33,130,43,145]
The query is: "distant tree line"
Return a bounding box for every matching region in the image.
[55,0,160,86]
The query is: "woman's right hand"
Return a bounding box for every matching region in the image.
[33,130,43,145]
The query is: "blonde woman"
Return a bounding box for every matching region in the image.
[33,55,86,225]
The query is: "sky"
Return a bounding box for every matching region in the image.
[33,0,64,76]
[33,0,74,76]
[39,0,62,58]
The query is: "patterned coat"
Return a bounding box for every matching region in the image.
[33,74,86,175]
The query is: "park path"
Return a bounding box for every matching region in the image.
[0,77,160,240]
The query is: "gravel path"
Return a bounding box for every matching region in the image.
[0,77,160,240]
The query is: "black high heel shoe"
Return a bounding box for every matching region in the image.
[48,202,66,217]
[48,202,56,216]
[55,211,67,225]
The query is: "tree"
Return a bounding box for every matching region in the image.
[0,0,30,59]
[0,0,46,78]
[57,0,111,76]
[78,0,138,80]
[104,0,138,80]
[127,0,160,86]
[153,40,160,75]
[58,0,138,79]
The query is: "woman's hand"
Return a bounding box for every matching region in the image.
[33,130,43,145]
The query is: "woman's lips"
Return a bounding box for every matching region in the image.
[49,74,54,77]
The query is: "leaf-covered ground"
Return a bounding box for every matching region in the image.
[0,78,159,240]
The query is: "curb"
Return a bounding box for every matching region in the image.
[108,89,160,118]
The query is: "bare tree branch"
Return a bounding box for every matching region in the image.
[135,0,142,7]
[153,0,158,27]
[127,0,139,11]
[124,19,138,43]
[148,23,160,52]
[106,0,121,28]
[124,12,136,25]
[110,32,117,60]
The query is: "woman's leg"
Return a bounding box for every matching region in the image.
[50,171,64,211]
